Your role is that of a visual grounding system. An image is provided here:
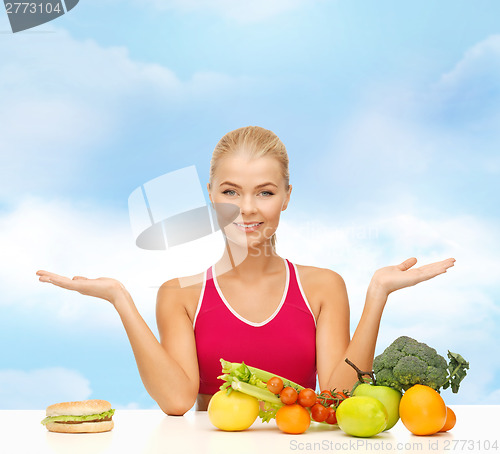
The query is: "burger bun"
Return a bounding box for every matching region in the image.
[46,399,111,417]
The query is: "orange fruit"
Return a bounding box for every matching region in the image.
[440,406,456,432]
[276,404,311,434]
[399,385,447,436]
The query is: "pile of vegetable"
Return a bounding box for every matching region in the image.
[369,336,469,436]
[208,336,469,437]
[373,336,469,394]
[211,359,348,433]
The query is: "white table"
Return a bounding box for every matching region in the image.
[1,406,497,454]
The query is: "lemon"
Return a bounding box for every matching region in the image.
[207,390,259,431]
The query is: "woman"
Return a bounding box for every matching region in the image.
[36,126,455,415]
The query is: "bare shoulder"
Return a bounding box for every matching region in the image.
[295,263,346,289]
[157,272,205,323]
[294,264,347,317]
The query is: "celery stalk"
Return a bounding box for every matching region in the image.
[230,378,283,405]
[219,359,305,391]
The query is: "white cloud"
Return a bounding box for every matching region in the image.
[439,34,500,90]
[315,94,439,208]
[0,367,91,409]
[433,34,500,131]
[0,26,258,200]
[317,34,500,200]
[0,24,259,101]
[0,195,224,331]
[135,0,325,23]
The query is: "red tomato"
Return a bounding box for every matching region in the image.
[280,387,298,405]
[311,403,329,422]
[267,377,284,395]
[325,407,337,425]
[297,388,317,407]
[334,391,348,400]
[276,404,311,434]
[317,390,334,406]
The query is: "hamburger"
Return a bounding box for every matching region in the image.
[41,399,115,433]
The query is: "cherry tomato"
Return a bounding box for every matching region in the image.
[311,403,329,422]
[317,390,334,406]
[334,391,348,400]
[325,407,337,425]
[297,388,317,407]
[280,387,298,405]
[276,404,311,434]
[266,377,284,395]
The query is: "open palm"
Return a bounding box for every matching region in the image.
[371,257,456,295]
[36,270,124,303]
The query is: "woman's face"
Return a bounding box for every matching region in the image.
[208,154,291,251]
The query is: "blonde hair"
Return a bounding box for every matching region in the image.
[209,126,290,251]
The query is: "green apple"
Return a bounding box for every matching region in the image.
[352,383,402,430]
[336,396,388,437]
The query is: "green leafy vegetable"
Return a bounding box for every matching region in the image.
[443,351,470,393]
[41,409,115,425]
[373,336,469,394]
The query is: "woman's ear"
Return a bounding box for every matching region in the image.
[207,183,214,205]
[282,184,292,211]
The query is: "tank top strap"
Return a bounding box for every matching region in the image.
[203,265,220,308]
[284,259,317,326]
[192,265,217,329]
[285,258,297,287]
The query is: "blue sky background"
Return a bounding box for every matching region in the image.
[1,1,499,409]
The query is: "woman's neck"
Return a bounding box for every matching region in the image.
[215,239,283,282]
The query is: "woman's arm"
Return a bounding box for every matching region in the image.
[314,269,351,391]
[316,257,456,392]
[114,283,199,414]
[321,286,386,391]
[36,271,199,415]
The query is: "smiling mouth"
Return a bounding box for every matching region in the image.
[232,222,263,232]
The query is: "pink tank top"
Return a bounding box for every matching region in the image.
[193,258,317,395]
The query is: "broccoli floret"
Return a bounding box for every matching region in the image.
[373,336,468,394]
[375,348,406,370]
[373,367,400,391]
[426,366,449,391]
[373,354,383,372]
[393,356,428,390]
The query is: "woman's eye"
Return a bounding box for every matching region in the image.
[260,191,274,196]
[222,189,237,196]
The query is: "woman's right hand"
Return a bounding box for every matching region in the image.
[36,270,126,304]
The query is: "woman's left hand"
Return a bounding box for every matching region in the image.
[369,257,456,297]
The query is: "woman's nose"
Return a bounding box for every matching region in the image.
[239,195,257,215]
